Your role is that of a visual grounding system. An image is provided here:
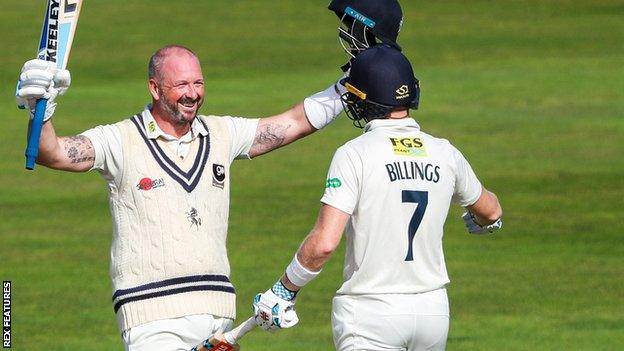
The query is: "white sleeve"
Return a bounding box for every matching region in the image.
[226,117,260,162]
[451,146,482,207]
[320,145,361,215]
[80,124,122,182]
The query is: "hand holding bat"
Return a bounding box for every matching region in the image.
[21,0,83,170]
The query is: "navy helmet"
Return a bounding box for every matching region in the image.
[340,45,419,128]
[328,0,403,57]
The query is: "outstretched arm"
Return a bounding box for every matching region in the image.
[248,103,313,158]
[248,81,345,158]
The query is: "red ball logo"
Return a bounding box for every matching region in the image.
[138,177,153,190]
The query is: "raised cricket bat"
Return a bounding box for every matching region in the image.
[191,317,257,351]
[25,0,83,170]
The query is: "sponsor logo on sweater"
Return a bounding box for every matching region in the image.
[136,177,165,191]
[212,164,226,189]
[389,137,427,157]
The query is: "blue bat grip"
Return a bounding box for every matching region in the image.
[25,98,48,170]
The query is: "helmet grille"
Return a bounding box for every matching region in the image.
[341,92,394,128]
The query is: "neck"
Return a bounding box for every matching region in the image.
[386,109,410,119]
[150,103,192,138]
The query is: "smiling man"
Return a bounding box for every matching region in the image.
[15,44,346,350]
[148,47,206,137]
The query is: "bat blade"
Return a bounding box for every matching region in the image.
[26,0,83,170]
[37,0,83,70]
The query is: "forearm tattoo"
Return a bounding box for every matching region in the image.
[252,123,290,154]
[62,135,95,164]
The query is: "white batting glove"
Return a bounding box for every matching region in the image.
[16,59,71,122]
[462,211,503,235]
[253,281,298,332]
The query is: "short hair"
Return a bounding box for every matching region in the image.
[148,45,197,80]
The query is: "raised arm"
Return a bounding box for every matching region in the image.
[34,120,95,172]
[17,59,93,172]
[248,81,345,158]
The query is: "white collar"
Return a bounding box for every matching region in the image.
[141,105,208,140]
[363,118,421,133]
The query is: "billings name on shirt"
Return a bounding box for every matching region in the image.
[385,161,441,183]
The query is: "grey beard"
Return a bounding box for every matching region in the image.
[156,85,201,125]
[161,97,192,125]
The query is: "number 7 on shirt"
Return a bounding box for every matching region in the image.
[402,190,429,261]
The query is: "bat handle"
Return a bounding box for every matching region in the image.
[223,317,256,345]
[25,98,48,170]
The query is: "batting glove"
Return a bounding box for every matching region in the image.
[253,281,298,332]
[16,59,71,122]
[462,211,503,235]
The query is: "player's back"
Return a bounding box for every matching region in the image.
[322,118,480,295]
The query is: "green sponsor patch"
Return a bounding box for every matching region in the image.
[325,178,342,188]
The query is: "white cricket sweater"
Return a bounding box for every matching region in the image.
[109,114,236,331]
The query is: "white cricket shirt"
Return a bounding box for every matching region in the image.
[321,118,482,295]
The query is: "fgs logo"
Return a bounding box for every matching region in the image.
[389,137,427,157]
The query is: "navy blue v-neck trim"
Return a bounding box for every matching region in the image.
[130,114,210,193]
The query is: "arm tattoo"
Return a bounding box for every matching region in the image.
[252,123,290,154]
[63,135,95,164]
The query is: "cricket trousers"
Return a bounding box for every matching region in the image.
[121,314,234,351]
[332,288,450,351]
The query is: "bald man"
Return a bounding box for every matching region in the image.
[15,45,346,350]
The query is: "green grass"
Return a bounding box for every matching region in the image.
[1,0,623,350]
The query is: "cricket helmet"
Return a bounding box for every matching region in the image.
[340,45,420,128]
[328,0,403,57]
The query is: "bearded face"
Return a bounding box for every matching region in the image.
[157,83,204,125]
[149,48,205,125]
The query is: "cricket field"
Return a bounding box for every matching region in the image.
[0,1,622,350]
